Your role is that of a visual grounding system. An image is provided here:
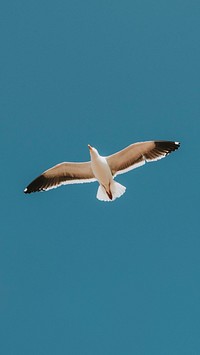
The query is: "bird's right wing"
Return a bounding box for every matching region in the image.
[24,161,96,193]
[106,141,180,176]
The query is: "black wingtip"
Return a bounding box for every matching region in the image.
[23,174,46,194]
[173,141,181,150]
[155,140,181,153]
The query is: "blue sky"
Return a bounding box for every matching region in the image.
[1,1,200,354]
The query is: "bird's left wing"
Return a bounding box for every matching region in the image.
[106,141,180,176]
[24,161,96,193]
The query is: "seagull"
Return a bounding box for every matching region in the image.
[24,140,180,201]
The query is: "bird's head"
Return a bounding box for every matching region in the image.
[88,144,99,157]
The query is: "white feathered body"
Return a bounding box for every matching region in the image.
[90,148,126,201]
[90,154,112,185]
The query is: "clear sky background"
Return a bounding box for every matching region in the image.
[1,1,199,354]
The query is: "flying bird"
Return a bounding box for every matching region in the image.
[24,140,180,201]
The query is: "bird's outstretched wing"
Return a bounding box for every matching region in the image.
[106,141,180,176]
[24,161,96,193]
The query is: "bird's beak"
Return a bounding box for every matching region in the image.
[88,144,92,151]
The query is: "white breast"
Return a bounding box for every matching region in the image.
[91,156,113,186]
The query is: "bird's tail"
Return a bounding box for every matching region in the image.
[96,181,126,202]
